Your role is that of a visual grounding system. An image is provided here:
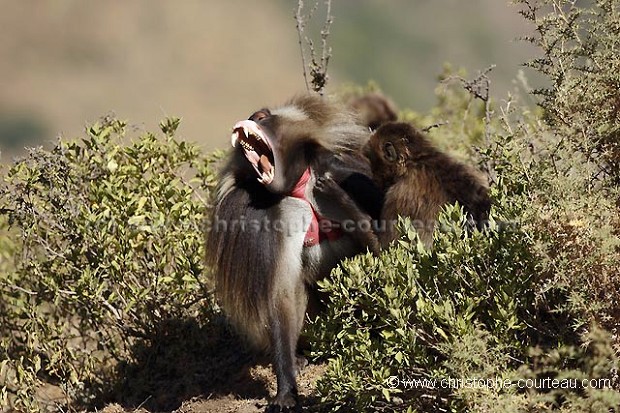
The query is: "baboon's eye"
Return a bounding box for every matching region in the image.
[249,110,271,123]
[383,142,398,162]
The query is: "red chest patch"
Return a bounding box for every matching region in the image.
[289,168,342,247]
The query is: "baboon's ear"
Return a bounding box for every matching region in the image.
[383,142,398,162]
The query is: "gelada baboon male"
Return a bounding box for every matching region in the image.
[348,91,399,131]
[364,122,491,248]
[206,95,382,411]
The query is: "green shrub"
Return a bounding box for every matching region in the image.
[310,204,541,412]
[309,58,620,411]
[518,0,620,182]
[306,2,620,410]
[0,116,218,411]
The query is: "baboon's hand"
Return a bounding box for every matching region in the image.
[314,173,340,194]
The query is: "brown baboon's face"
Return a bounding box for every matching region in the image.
[364,122,418,188]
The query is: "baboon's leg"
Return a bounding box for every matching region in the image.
[268,291,303,410]
[267,199,310,412]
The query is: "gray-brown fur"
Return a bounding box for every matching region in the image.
[348,92,399,131]
[364,122,491,248]
[206,94,381,411]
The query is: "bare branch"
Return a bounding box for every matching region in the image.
[295,0,310,92]
[442,65,497,181]
[294,0,334,94]
[422,121,449,133]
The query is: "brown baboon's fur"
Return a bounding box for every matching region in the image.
[348,92,399,131]
[364,122,491,248]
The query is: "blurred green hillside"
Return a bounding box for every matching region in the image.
[306,0,540,108]
[0,0,538,155]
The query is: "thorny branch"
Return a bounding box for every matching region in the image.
[295,0,333,95]
[422,121,450,133]
[295,1,310,92]
[443,65,497,181]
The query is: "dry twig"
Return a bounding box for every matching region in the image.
[294,0,333,94]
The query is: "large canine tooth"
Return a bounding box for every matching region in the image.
[231,130,239,147]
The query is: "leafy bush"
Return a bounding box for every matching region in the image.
[308,84,620,410]
[308,6,620,405]
[306,2,620,410]
[518,0,620,182]
[0,117,218,411]
[310,206,539,411]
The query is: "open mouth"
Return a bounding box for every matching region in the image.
[231,120,275,185]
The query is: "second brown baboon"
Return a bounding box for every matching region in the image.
[347,92,399,131]
[364,121,491,248]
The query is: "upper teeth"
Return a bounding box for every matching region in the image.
[231,120,266,148]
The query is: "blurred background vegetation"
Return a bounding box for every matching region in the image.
[0,0,539,156]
